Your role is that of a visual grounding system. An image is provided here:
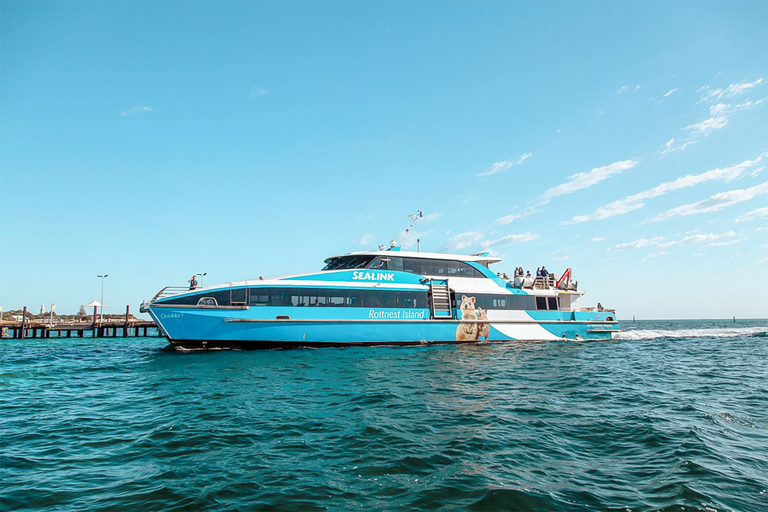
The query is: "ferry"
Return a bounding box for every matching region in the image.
[142,217,619,349]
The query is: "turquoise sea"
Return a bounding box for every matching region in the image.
[1,319,767,511]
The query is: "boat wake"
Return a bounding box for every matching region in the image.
[615,326,768,341]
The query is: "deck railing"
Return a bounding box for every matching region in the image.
[150,286,191,303]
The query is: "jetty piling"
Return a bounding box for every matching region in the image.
[1,305,160,340]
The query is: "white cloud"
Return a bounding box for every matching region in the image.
[646,181,768,222]
[662,78,766,155]
[686,115,728,135]
[616,85,641,95]
[120,106,153,116]
[494,204,545,225]
[700,78,764,102]
[659,231,737,248]
[479,232,538,249]
[661,138,698,156]
[542,160,637,200]
[589,237,606,242]
[709,239,743,247]
[439,231,484,252]
[736,206,768,222]
[663,88,678,98]
[475,152,533,177]
[565,199,645,224]
[250,87,268,97]
[421,212,441,223]
[608,237,664,251]
[496,213,524,225]
[564,155,766,224]
[608,231,737,252]
[354,233,374,246]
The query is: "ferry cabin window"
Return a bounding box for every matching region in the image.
[246,287,427,309]
[400,258,484,278]
[322,255,485,278]
[548,297,559,310]
[231,288,248,305]
[162,290,231,306]
[452,294,535,311]
[535,296,560,310]
[322,256,376,270]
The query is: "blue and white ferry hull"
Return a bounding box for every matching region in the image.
[145,251,619,349]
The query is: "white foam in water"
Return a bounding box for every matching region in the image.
[615,326,768,341]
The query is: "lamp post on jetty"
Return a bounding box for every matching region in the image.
[197,272,207,288]
[97,274,108,324]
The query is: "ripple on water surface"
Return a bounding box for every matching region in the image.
[1,320,767,511]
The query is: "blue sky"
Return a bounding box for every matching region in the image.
[1,1,766,320]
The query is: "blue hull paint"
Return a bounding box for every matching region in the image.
[148,305,619,349]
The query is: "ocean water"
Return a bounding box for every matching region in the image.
[1,319,766,511]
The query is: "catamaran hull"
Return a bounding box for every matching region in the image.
[148,306,619,350]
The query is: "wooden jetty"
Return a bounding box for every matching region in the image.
[1,305,161,340]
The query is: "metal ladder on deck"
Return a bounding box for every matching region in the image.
[430,280,453,319]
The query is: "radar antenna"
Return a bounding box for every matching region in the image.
[400,210,423,247]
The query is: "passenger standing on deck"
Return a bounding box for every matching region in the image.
[541,266,549,277]
[536,267,541,277]
[188,275,198,290]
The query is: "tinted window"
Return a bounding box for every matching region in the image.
[403,258,420,274]
[322,256,376,270]
[231,288,248,305]
[162,289,231,306]
[453,293,535,310]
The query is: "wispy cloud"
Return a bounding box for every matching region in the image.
[663,88,678,98]
[646,181,768,223]
[475,152,533,177]
[564,154,766,224]
[686,113,728,135]
[354,233,374,247]
[542,160,637,200]
[699,78,764,102]
[662,78,766,155]
[250,87,268,98]
[494,159,636,227]
[438,230,538,253]
[736,206,768,222]
[479,232,538,249]
[661,138,697,156]
[495,204,545,226]
[120,106,153,116]
[616,85,641,95]
[439,231,485,252]
[608,231,737,252]
[709,239,743,247]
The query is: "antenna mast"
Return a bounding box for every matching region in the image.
[400,210,423,247]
